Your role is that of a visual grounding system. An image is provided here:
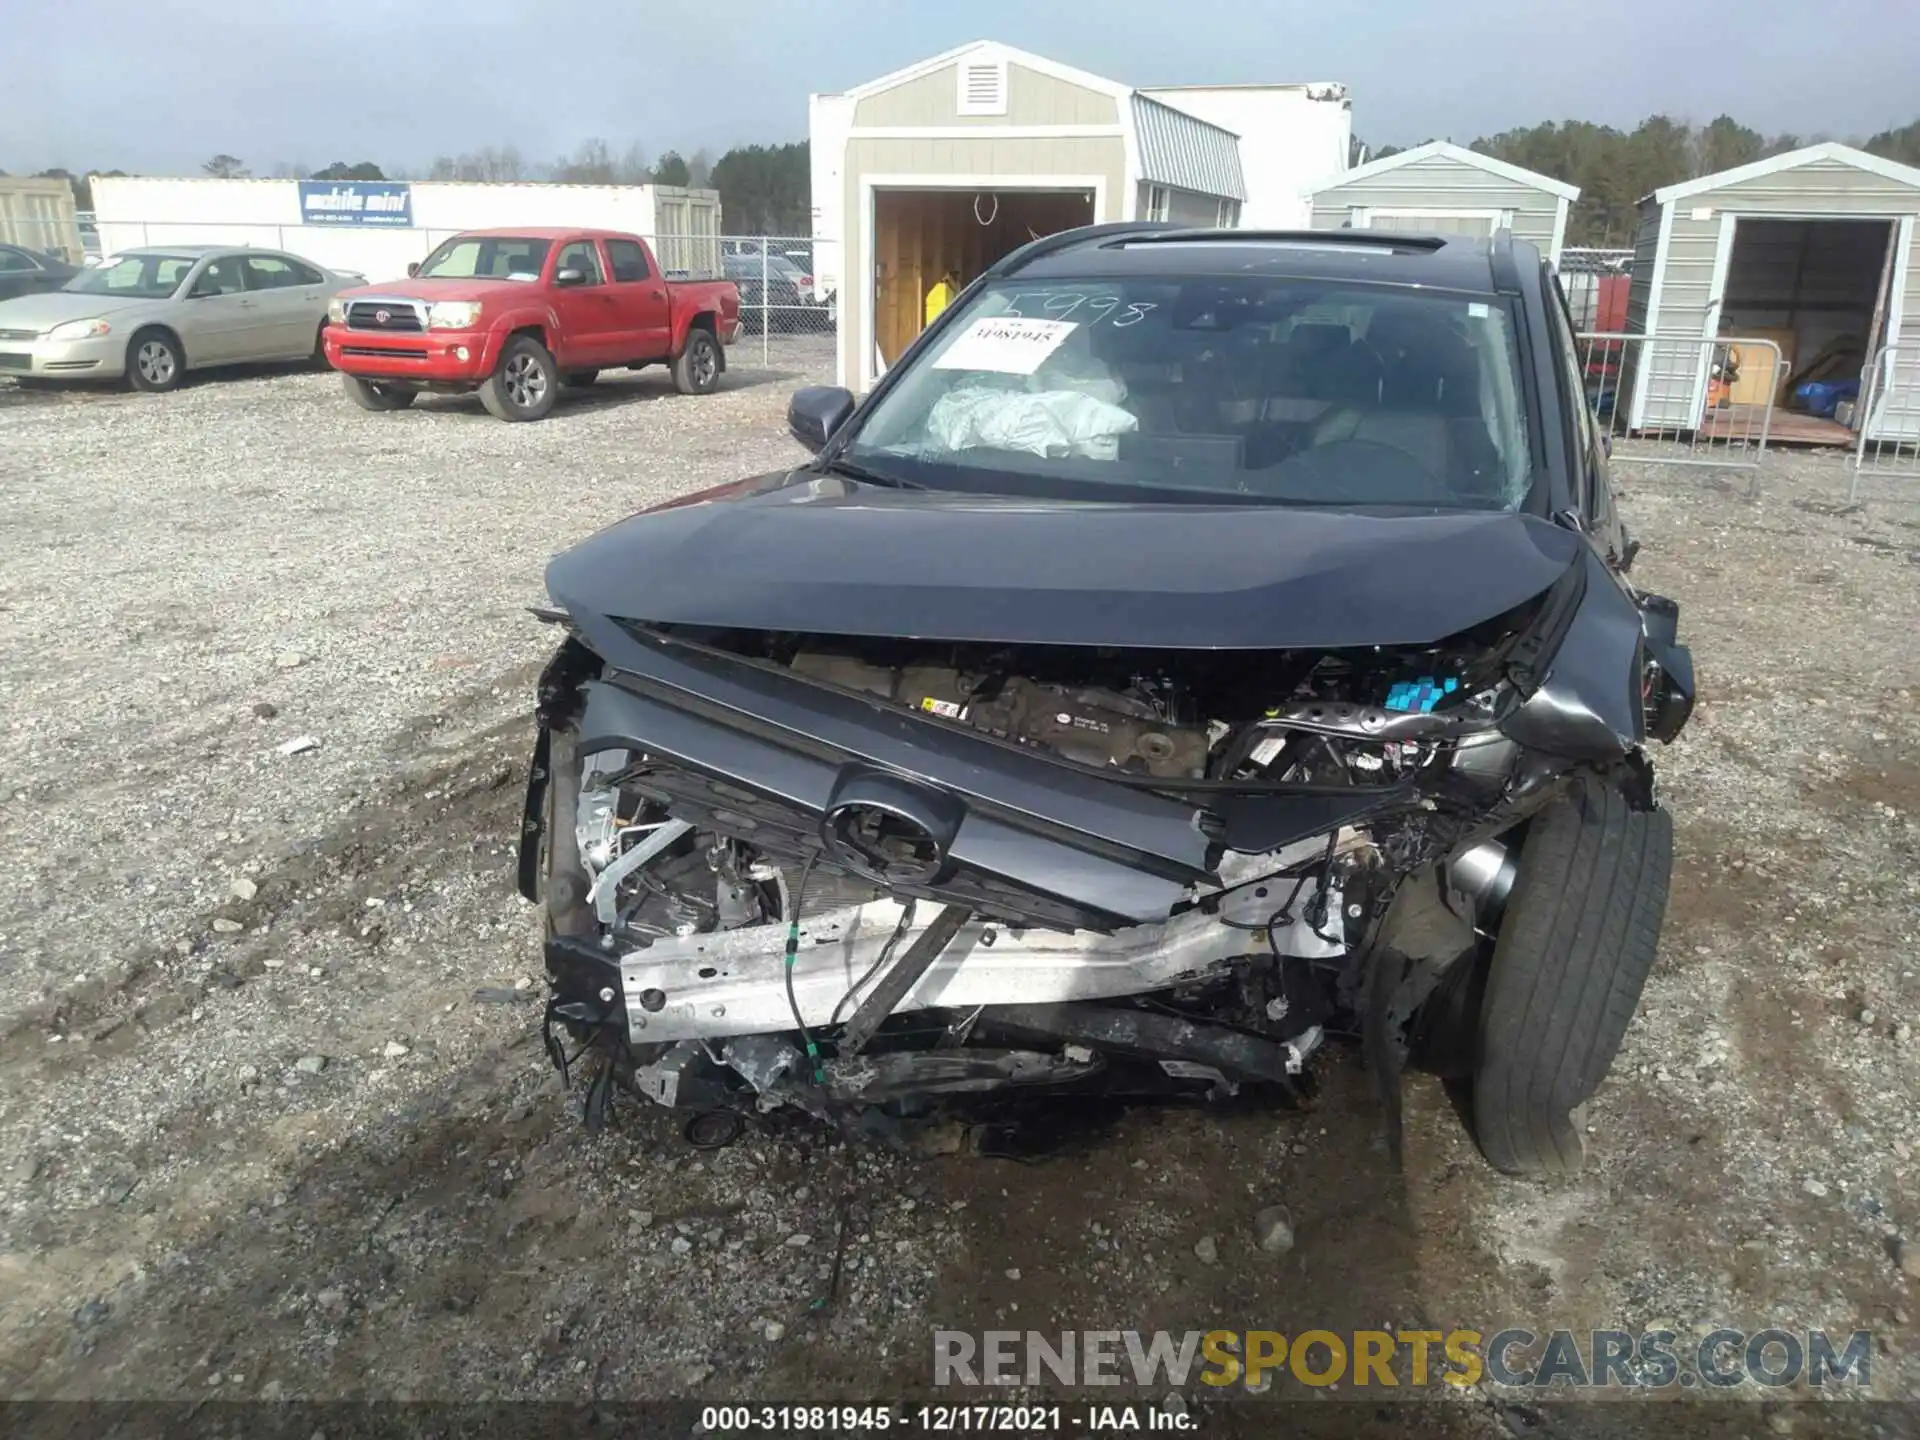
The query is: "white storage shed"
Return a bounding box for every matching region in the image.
[1136,84,1351,229]
[1307,142,1578,264]
[1621,142,1920,442]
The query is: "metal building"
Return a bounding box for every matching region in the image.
[1306,142,1578,263]
[816,41,1269,391]
[1622,142,1920,443]
[0,176,83,262]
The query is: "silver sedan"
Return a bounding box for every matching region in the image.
[0,245,364,391]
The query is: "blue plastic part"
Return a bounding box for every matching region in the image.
[1384,676,1453,713]
[1794,379,1860,419]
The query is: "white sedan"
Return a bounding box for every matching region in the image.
[0,245,364,391]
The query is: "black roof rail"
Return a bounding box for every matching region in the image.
[987,221,1184,277]
[1106,228,1454,253]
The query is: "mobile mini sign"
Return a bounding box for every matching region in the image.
[297,180,413,227]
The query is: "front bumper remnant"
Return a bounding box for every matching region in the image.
[582,889,1344,1046]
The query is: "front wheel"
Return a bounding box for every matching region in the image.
[341,374,416,411]
[127,329,184,393]
[481,334,558,421]
[1471,777,1673,1176]
[671,328,720,395]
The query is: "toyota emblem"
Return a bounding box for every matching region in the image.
[374,308,391,324]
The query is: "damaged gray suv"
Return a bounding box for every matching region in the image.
[519,224,1695,1175]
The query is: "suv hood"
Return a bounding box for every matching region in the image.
[547,472,1585,650]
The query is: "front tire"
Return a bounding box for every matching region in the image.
[672,327,720,395]
[127,329,184,393]
[1471,777,1673,1176]
[481,334,558,421]
[341,374,416,411]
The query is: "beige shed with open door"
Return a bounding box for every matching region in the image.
[819,41,1248,391]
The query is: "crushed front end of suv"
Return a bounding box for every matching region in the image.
[518,224,1695,1175]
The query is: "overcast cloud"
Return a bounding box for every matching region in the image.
[7,0,1915,176]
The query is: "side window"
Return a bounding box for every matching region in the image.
[555,240,604,285]
[286,257,325,285]
[191,256,246,297]
[0,247,37,273]
[1546,274,1598,463]
[606,239,650,283]
[242,255,299,290]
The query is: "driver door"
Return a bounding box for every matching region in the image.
[547,238,615,367]
[174,254,254,367]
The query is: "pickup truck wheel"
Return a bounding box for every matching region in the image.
[1471,776,1673,1176]
[563,369,599,388]
[342,374,416,411]
[672,328,720,395]
[482,335,558,421]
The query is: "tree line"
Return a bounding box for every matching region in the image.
[19,109,1919,245]
[1359,115,1920,247]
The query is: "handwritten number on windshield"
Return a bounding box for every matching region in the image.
[1001,292,1155,327]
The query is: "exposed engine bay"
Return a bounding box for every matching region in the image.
[522,586,1689,1136]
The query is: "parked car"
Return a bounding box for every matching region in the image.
[323,228,741,421]
[0,244,80,302]
[519,224,1696,1174]
[723,252,828,335]
[0,245,363,390]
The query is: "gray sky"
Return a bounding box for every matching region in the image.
[7,0,1915,176]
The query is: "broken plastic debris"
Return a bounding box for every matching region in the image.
[275,735,321,757]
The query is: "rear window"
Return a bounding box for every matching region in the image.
[606,239,650,283]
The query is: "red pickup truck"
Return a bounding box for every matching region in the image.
[322,228,740,421]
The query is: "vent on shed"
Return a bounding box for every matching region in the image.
[957,60,1008,117]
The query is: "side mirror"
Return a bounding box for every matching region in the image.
[554,267,586,287]
[406,261,420,278]
[787,385,856,454]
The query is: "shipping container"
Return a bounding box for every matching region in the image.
[89,177,723,284]
[0,176,84,263]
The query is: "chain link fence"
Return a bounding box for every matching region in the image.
[1556,247,1635,333]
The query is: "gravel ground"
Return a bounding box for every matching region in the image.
[2,363,1919,1432]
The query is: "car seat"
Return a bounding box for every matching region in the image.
[1309,310,1507,500]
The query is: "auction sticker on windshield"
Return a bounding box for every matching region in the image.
[932,317,1077,375]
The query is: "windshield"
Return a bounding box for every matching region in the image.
[845,276,1535,509]
[63,252,198,299]
[415,236,551,281]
